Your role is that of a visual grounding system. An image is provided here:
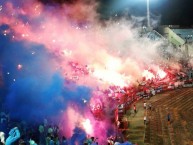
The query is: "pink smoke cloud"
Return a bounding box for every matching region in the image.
[0,0,168,88]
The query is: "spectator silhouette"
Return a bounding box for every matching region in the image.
[5,127,20,145]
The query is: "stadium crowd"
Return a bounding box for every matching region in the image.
[0,111,135,145]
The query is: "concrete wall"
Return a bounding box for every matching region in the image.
[163,27,185,47]
[158,26,192,57]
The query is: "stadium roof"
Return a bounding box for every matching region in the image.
[172,29,193,43]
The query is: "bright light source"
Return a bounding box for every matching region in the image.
[147,0,150,27]
[157,69,166,79]
[82,119,93,135]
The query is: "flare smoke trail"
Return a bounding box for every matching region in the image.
[0,0,189,143]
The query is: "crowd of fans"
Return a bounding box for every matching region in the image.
[0,64,192,145]
[0,112,67,145]
[0,111,136,145]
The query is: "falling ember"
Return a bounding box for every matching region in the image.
[17,64,23,70]
[82,119,93,135]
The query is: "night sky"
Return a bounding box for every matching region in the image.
[98,0,193,26]
[36,0,193,26]
[161,0,193,26]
